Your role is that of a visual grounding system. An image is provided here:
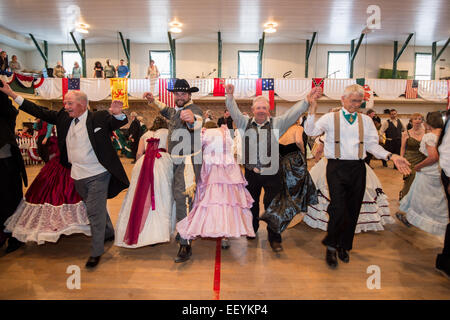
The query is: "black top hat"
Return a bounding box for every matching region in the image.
[167,79,199,93]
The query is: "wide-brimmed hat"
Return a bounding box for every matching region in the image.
[167,79,199,93]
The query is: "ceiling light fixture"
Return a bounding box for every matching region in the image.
[169,21,183,27]
[264,24,277,33]
[75,22,89,34]
[264,21,278,33]
[264,22,278,28]
[76,27,89,34]
[169,27,182,33]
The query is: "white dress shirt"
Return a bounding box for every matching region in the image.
[305,109,390,160]
[439,120,450,176]
[66,110,107,180]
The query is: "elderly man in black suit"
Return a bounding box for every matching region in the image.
[0,82,27,254]
[0,82,129,268]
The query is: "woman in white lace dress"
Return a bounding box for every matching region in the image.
[303,133,394,233]
[399,112,449,236]
[115,117,174,248]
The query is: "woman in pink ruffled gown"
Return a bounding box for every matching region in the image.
[176,124,255,247]
[4,136,90,244]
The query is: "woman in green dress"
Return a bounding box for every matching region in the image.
[396,113,426,226]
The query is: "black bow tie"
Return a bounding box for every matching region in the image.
[74,118,79,125]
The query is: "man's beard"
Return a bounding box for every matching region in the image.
[175,99,187,108]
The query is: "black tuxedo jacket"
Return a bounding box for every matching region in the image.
[0,92,27,186]
[19,99,129,198]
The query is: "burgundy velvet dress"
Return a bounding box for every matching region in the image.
[4,136,90,244]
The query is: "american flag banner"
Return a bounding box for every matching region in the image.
[405,79,419,99]
[62,78,80,101]
[158,78,176,107]
[256,78,275,110]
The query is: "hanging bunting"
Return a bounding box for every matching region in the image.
[213,78,225,96]
[158,78,176,108]
[356,78,374,109]
[62,78,80,100]
[311,78,325,90]
[256,78,275,110]
[405,79,418,99]
[110,78,129,109]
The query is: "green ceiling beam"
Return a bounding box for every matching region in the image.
[168,32,176,78]
[218,31,222,78]
[29,34,48,69]
[392,33,414,79]
[258,32,265,78]
[69,32,86,78]
[350,33,365,78]
[432,37,450,80]
[305,32,317,78]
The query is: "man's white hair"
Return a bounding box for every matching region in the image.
[342,84,365,98]
[252,96,270,109]
[66,90,88,106]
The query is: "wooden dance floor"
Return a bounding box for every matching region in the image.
[1,158,449,300]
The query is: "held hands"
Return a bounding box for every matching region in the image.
[42,138,48,145]
[143,92,155,104]
[225,84,234,95]
[109,100,124,115]
[306,87,322,104]
[180,109,195,124]
[391,154,411,175]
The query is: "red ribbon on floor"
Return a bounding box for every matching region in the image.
[123,138,166,245]
[213,238,222,300]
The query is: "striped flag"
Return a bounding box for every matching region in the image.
[213,78,225,96]
[62,78,80,101]
[158,78,176,107]
[256,78,275,110]
[405,80,419,99]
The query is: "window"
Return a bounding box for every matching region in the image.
[327,51,350,79]
[62,51,82,77]
[238,51,259,79]
[415,53,432,80]
[149,51,172,78]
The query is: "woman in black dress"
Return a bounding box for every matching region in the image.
[260,117,318,234]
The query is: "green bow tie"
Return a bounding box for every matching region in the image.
[343,110,356,124]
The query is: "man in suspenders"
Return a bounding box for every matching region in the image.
[305,84,411,269]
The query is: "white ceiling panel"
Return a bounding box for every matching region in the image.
[0,0,448,48]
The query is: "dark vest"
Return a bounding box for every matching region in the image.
[243,118,277,171]
[385,119,403,140]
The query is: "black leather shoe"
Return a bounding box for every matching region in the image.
[337,247,350,263]
[395,212,412,228]
[269,241,283,252]
[0,232,8,248]
[174,245,192,263]
[221,239,230,250]
[104,235,115,243]
[5,237,24,254]
[326,249,338,269]
[436,254,450,280]
[85,256,101,268]
[246,236,256,240]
